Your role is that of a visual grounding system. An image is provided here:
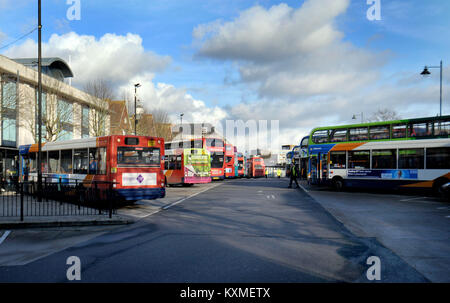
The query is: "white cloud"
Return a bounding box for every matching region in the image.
[3,32,171,87]
[194,0,387,98]
[117,73,229,126]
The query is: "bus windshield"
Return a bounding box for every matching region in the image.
[117,147,160,166]
[211,152,224,168]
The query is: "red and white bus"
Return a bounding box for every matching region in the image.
[246,156,266,178]
[224,143,235,178]
[163,144,211,186]
[19,135,165,201]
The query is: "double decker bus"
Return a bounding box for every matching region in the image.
[19,135,165,201]
[224,143,235,178]
[163,144,211,186]
[165,138,225,180]
[204,137,225,180]
[307,115,450,193]
[246,156,266,178]
[237,152,245,177]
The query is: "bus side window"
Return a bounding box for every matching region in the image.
[48,151,60,173]
[89,148,97,174]
[74,149,88,174]
[176,156,182,170]
[164,156,169,170]
[97,147,107,175]
[60,149,73,174]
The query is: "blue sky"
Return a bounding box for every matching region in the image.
[1,0,449,145]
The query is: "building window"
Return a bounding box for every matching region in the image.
[57,99,73,141]
[1,80,16,147]
[82,106,89,138]
[35,90,47,142]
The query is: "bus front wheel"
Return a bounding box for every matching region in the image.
[332,177,344,191]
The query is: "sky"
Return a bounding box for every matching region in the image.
[0,0,449,151]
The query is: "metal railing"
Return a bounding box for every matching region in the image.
[0,177,118,220]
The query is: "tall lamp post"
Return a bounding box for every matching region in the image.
[134,83,141,135]
[352,112,364,123]
[420,60,443,116]
[180,113,184,140]
[37,0,43,201]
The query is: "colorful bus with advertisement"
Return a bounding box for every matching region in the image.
[307,115,450,193]
[163,147,211,186]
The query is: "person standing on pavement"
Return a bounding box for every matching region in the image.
[277,168,281,178]
[288,161,300,188]
[265,168,269,178]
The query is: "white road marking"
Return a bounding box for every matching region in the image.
[162,183,221,210]
[298,184,309,193]
[446,216,450,219]
[399,196,429,202]
[271,195,275,199]
[0,231,11,245]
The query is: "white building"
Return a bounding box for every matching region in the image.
[0,55,109,181]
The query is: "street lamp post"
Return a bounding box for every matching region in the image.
[134,83,141,135]
[37,0,43,202]
[421,60,443,116]
[180,113,184,140]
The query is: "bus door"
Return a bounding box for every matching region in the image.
[320,153,328,183]
[300,158,307,180]
[309,155,318,184]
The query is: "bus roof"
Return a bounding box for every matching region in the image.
[309,115,450,134]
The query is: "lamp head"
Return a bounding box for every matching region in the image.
[420,67,431,76]
[134,83,141,88]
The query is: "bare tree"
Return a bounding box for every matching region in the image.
[152,109,172,140]
[83,79,114,137]
[367,108,400,122]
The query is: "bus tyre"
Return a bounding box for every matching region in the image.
[433,178,449,196]
[332,177,344,191]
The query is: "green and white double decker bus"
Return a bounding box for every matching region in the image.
[306,115,450,193]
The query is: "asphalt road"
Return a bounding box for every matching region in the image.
[301,183,450,282]
[0,178,434,282]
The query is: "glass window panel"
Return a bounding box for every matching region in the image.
[348,150,370,169]
[392,124,406,138]
[73,149,88,174]
[312,130,329,143]
[330,151,346,169]
[372,149,396,169]
[89,148,97,174]
[408,123,432,138]
[369,125,390,140]
[60,149,73,174]
[426,147,450,169]
[434,120,450,137]
[2,81,16,109]
[330,129,347,142]
[398,148,424,169]
[349,127,368,141]
[48,151,60,173]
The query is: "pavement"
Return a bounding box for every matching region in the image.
[0,178,438,282]
[297,180,450,282]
